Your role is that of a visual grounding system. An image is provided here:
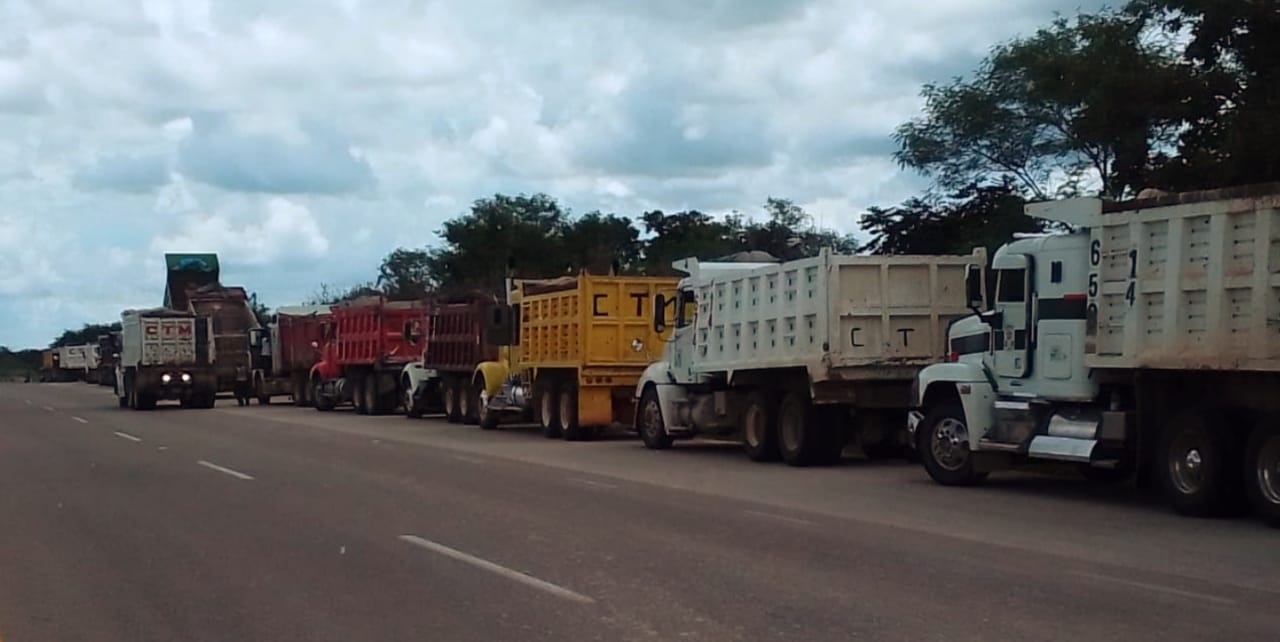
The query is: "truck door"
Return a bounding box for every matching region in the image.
[992,257,1032,378]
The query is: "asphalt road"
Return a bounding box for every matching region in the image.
[1,383,1276,642]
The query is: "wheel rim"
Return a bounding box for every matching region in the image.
[779,402,802,454]
[641,398,661,438]
[460,387,470,418]
[931,417,970,472]
[1256,434,1280,505]
[444,385,456,416]
[541,389,555,427]
[744,404,765,449]
[559,390,574,430]
[1170,432,1207,496]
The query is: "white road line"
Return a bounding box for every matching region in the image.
[451,455,485,464]
[399,535,594,604]
[72,416,89,424]
[570,477,618,490]
[25,399,32,405]
[42,405,55,412]
[743,509,815,527]
[113,431,142,443]
[196,460,255,481]
[1069,571,1236,606]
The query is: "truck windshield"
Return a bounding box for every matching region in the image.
[675,290,696,328]
[996,268,1027,303]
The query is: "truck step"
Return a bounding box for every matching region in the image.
[1027,435,1096,463]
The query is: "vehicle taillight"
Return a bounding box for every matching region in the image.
[948,351,959,362]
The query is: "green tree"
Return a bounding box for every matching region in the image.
[50,322,122,348]
[377,248,433,301]
[426,193,571,292]
[737,198,857,261]
[859,182,1042,259]
[639,209,744,274]
[561,211,642,275]
[895,9,1196,199]
[248,292,271,325]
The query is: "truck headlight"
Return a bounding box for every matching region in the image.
[181,372,192,383]
[161,373,172,384]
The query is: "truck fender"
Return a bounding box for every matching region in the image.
[637,362,685,433]
[914,362,995,450]
[401,362,430,396]
[474,360,509,398]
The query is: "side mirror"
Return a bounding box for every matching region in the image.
[112,353,120,360]
[483,303,517,346]
[965,265,984,311]
[653,294,667,333]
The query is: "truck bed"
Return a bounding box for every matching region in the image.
[331,298,428,367]
[423,298,498,373]
[1036,183,1280,371]
[689,249,985,381]
[520,275,679,369]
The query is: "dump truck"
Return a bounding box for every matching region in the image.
[401,293,499,422]
[248,305,331,405]
[114,308,217,409]
[634,248,987,465]
[57,345,89,381]
[310,296,428,414]
[95,333,120,386]
[477,273,679,439]
[909,183,1280,526]
[181,283,261,402]
[38,349,57,382]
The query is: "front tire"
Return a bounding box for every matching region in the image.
[1244,423,1280,527]
[1161,409,1241,517]
[313,379,335,412]
[444,378,461,423]
[477,377,498,430]
[637,386,673,450]
[917,402,985,486]
[777,392,824,467]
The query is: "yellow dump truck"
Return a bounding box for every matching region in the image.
[475,273,678,440]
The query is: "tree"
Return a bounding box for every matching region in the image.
[737,198,858,261]
[639,209,744,274]
[426,193,571,292]
[377,248,433,301]
[248,292,271,325]
[895,9,1197,200]
[859,182,1042,259]
[561,211,642,275]
[50,322,122,348]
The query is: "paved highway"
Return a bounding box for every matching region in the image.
[1,383,1276,641]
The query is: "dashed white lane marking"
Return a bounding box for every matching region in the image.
[570,477,618,490]
[72,416,89,424]
[399,535,594,604]
[113,431,142,443]
[1069,571,1235,606]
[196,460,255,481]
[25,399,32,405]
[42,405,55,412]
[452,455,485,464]
[743,509,815,527]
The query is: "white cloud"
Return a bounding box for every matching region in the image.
[0,0,1109,347]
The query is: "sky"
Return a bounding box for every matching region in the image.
[0,0,1105,349]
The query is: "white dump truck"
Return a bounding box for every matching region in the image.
[114,308,218,410]
[635,248,987,465]
[909,183,1280,526]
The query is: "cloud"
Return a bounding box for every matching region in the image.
[149,196,331,266]
[176,112,377,195]
[72,152,170,192]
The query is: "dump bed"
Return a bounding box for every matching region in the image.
[1031,183,1280,371]
[276,305,331,374]
[685,248,986,381]
[41,350,55,370]
[121,309,205,367]
[58,345,88,370]
[331,297,428,367]
[424,297,498,373]
[519,275,679,369]
[186,284,259,387]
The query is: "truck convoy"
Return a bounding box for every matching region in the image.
[402,293,498,422]
[114,308,217,409]
[249,305,331,406]
[476,273,678,439]
[311,296,428,414]
[910,183,1280,525]
[634,248,987,465]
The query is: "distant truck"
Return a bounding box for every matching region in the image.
[57,345,89,381]
[910,183,1280,526]
[311,296,428,414]
[248,305,331,406]
[95,333,121,387]
[38,349,57,382]
[402,293,499,422]
[114,308,217,410]
[182,283,262,401]
[634,248,987,465]
[477,274,679,439]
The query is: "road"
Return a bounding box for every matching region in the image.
[1,382,1276,642]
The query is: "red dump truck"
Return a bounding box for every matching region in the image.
[248,305,331,406]
[310,296,429,415]
[401,293,500,422]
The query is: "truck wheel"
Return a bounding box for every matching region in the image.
[1161,409,1242,517]
[313,379,334,412]
[777,392,823,467]
[137,393,157,411]
[918,402,985,486]
[741,391,779,462]
[1244,423,1280,526]
[363,373,382,416]
[444,379,461,423]
[477,377,498,430]
[292,376,307,407]
[559,384,587,441]
[460,380,478,425]
[404,377,423,419]
[637,386,673,450]
[538,378,561,439]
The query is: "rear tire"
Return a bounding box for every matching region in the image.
[1161,409,1242,517]
[444,378,461,424]
[313,379,335,412]
[741,391,779,462]
[918,402,985,486]
[1244,422,1280,527]
[460,379,479,425]
[559,384,586,441]
[777,392,823,467]
[363,373,382,416]
[637,386,672,450]
[538,378,561,439]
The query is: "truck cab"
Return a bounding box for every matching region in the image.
[910,231,1132,483]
